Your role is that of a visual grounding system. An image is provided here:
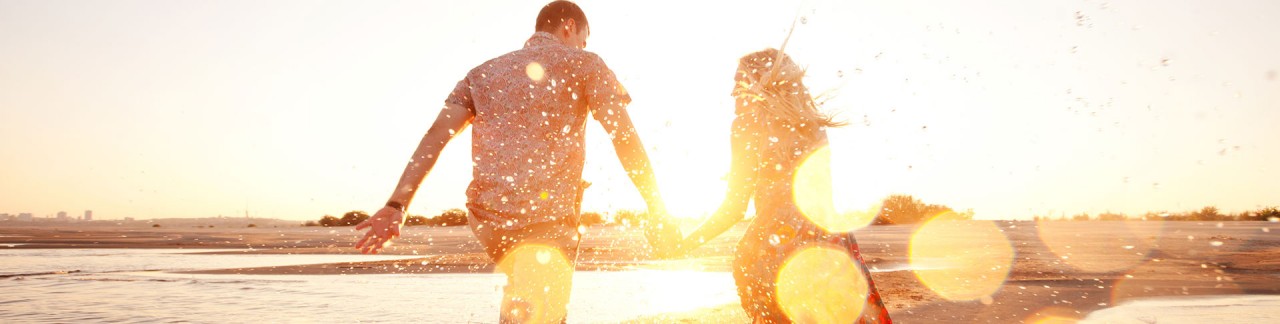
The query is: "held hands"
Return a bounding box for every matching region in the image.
[643,209,686,259]
[354,206,405,254]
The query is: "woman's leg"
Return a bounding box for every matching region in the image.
[733,242,791,323]
[845,234,892,324]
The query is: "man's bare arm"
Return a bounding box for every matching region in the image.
[355,103,473,254]
[386,102,473,207]
[596,110,663,212]
[596,109,684,257]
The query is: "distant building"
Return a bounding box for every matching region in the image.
[0,213,10,221]
[85,210,93,221]
[56,211,68,220]
[124,217,135,221]
[18,213,34,221]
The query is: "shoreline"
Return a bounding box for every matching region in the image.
[3,221,1278,322]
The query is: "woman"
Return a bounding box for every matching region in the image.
[678,48,891,323]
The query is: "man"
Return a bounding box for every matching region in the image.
[354,1,678,322]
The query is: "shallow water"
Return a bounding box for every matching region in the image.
[0,249,739,323]
[1080,295,1280,324]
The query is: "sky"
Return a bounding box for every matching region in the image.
[1,0,1277,221]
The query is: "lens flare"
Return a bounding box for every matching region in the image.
[526,62,545,82]
[1036,219,1163,273]
[775,245,870,323]
[794,145,875,233]
[909,213,1014,301]
[496,244,573,323]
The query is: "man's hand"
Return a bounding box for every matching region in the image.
[643,211,684,259]
[354,206,405,254]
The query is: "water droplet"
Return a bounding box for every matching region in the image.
[799,16,808,24]
[768,136,779,143]
[505,176,515,182]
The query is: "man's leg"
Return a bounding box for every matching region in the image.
[469,209,581,323]
[498,243,575,323]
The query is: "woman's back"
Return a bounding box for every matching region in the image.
[733,114,835,250]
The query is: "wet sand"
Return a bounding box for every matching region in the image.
[2,220,1277,322]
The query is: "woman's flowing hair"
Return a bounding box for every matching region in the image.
[733,48,847,132]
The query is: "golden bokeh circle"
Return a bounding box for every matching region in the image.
[495,244,573,323]
[1023,306,1081,324]
[775,245,870,323]
[1036,219,1163,273]
[909,213,1014,301]
[793,145,876,233]
[525,62,545,82]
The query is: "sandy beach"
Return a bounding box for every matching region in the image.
[3,220,1277,322]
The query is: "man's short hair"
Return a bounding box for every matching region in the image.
[535,1,589,33]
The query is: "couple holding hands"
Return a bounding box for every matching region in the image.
[355,1,890,323]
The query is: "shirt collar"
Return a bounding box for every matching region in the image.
[524,31,561,48]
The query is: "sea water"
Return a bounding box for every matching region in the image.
[0,249,740,323]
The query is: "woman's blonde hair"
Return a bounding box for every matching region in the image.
[733,48,845,130]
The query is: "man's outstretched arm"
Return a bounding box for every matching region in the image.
[356,103,473,254]
[596,110,663,214]
[595,109,680,256]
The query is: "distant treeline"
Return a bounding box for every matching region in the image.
[873,194,969,225]
[1033,206,1280,222]
[308,196,1280,229]
[305,209,468,227]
